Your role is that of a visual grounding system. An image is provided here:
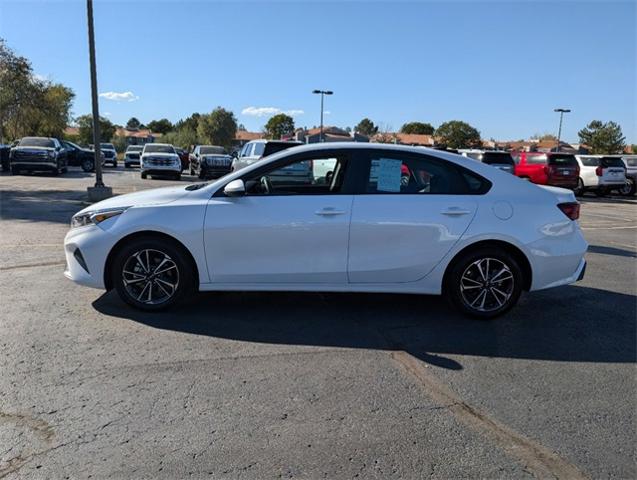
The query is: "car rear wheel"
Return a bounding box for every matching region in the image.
[445,248,523,319]
[112,238,194,311]
[619,178,636,196]
[82,159,94,172]
[574,178,585,196]
[141,172,147,179]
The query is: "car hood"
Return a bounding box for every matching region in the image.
[77,185,189,214]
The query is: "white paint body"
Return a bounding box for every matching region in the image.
[64,144,587,298]
[576,155,627,189]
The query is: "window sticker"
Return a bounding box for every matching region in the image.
[376,158,402,192]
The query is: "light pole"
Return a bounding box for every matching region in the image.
[553,108,571,152]
[312,89,333,142]
[86,0,112,201]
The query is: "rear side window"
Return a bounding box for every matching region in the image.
[263,142,301,157]
[624,157,637,167]
[548,154,577,166]
[599,157,625,168]
[481,152,514,165]
[365,153,490,195]
[579,156,599,167]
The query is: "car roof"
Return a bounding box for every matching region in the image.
[145,143,173,147]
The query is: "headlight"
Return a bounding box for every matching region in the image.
[71,207,129,229]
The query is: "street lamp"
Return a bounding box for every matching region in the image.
[553,108,571,153]
[312,89,333,142]
[86,0,112,201]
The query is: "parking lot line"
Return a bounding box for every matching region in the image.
[391,351,586,480]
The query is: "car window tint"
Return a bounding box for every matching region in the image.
[366,154,489,195]
[244,156,347,195]
[548,154,577,166]
[599,157,625,168]
[525,155,548,164]
[579,156,599,167]
[252,143,265,157]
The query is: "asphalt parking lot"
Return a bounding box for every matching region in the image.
[1,167,635,479]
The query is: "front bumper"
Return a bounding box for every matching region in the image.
[11,161,57,170]
[141,164,181,175]
[64,225,113,289]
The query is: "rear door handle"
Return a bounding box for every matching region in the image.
[315,208,346,216]
[441,207,472,216]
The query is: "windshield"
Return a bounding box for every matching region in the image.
[19,137,55,148]
[144,144,175,154]
[100,143,115,150]
[201,146,226,155]
[548,154,577,166]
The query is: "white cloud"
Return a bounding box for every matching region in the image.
[323,110,331,115]
[33,73,48,82]
[99,91,139,102]
[103,112,112,116]
[242,106,304,117]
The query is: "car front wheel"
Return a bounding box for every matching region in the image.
[112,237,194,311]
[445,248,523,319]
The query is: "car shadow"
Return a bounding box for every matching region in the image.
[0,189,88,223]
[92,284,636,370]
[588,244,636,258]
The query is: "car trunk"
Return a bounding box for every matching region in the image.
[547,154,578,186]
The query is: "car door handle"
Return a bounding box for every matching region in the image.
[441,207,472,216]
[315,208,346,216]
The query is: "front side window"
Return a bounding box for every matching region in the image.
[242,155,348,196]
[365,153,490,195]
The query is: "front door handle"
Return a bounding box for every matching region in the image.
[441,207,472,216]
[315,208,346,216]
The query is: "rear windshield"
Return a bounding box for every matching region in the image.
[548,154,577,166]
[481,152,514,165]
[201,146,226,155]
[144,145,175,154]
[624,158,637,167]
[263,142,302,157]
[599,157,625,168]
[19,137,54,148]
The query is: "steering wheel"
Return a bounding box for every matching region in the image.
[260,175,273,194]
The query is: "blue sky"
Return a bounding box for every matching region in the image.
[1,0,635,142]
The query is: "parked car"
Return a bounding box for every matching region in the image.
[573,155,627,196]
[619,155,637,196]
[61,140,99,171]
[175,148,190,172]
[512,152,579,189]
[10,137,68,175]
[64,143,587,319]
[189,145,233,179]
[140,143,181,180]
[99,143,118,167]
[231,140,302,172]
[459,150,515,174]
[124,145,143,168]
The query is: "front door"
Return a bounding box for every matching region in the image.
[204,152,353,284]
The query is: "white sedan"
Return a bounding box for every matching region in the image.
[64,143,587,318]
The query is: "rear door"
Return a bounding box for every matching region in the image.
[347,150,486,283]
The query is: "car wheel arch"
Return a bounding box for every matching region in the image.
[103,230,200,291]
[442,239,532,292]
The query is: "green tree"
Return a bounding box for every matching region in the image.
[354,118,378,136]
[161,126,199,150]
[578,120,626,154]
[197,107,237,148]
[126,117,141,129]
[400,122,435,135]
[435,120,481,149]
[76,114,116,145]
[147,118,173,135]
[0,39,74,141]
[264,113,294,139]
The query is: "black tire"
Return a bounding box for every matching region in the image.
[574,178,585,196]
[141,172,147,179]
[111,236,194,311]
[113,161,118,168]
[82,159,94,172]
[174,173,181,181]
[189,164,195,176]
[445,247,523,319]
[619,177,636,196]
[51,163,60,176]
[11,166,19,175]
[198,167,206,180]
[125,163,130,169]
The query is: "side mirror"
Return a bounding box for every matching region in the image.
[224,179,245,197]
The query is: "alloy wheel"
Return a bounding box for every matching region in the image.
[122,249,180,305]
[460,258,514,313]
[619,178,634,196]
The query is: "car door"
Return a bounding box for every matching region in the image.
[204,150,353,284]
[348,150,482,283]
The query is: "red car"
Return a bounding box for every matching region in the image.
[175,148,190,172]
[513,152,579,189]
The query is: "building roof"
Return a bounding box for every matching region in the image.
[371,132,434,146]
[235,131,264,141]
[64,127,79,136]
[305,126,350,137]
[115,128,160,139]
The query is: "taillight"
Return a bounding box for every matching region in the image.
[557,202,580,221]
[595,166,603,176]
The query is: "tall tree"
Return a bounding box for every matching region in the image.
[578,120,626,154]
[435,120,481,149]
[76,114,116,145]
[126,117,141,129]
[197,107,237,148]
[400,122,435,135]
[147,118,173,135]
[264,113,294,139]
[354,118,378,136]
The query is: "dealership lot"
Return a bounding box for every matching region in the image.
[1,168,635,479]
